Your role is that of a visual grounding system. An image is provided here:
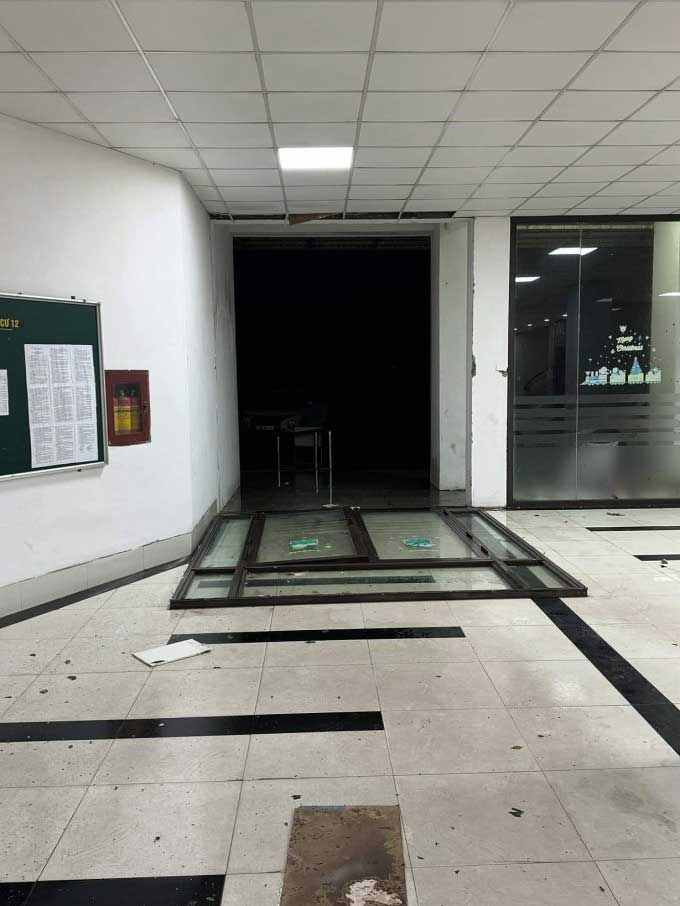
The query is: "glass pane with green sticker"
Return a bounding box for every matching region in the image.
[184,573,233,599]
[257,511,356,563]
[363,511,478,560]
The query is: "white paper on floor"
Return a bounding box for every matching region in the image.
[132,639,211,666]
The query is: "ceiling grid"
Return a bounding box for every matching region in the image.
[0,0,679,220]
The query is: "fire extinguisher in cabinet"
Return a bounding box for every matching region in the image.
[129,388,143,433]
[114,388,132,435]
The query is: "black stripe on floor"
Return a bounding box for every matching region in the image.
[635,554,680,561]
[169,627,466,644]
[587,525,680,532]
[532,597,680,755]
[0,710,384,743]
[5,875,224,906]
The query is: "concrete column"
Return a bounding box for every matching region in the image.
[471,217,511,508]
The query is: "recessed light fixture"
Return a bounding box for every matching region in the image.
[515,275,540,283]
[527,323,533,327]
[543,318,550,322]
[659,291,680,297]
[278,146,353,171]
[549,247,596,256]
[562,313,568,317]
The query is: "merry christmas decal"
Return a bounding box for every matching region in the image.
[581,324,662,387]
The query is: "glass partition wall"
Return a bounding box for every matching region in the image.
[510,220,680,504]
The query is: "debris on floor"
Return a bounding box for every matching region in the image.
[132,639,210,667]
[280,805,406,906]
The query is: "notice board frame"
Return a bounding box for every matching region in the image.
[0,291,108,482]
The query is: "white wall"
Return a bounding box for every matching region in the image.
[470,217,511,507]
[431,221,471,491]
[0,114,224,591]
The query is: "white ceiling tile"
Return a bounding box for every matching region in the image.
[555,165,633,181]
[205,201,230,213]
[359,122,440,147]
[653,148,680,165]
[186,123,273,147]
[406,200,463,211]
[363,91,458,122]
[229,202,285,214]
[348,199,407,211]
[474,183,543,197]
[537,182,608,197]
[494,1,634,51]
[254,1,375,51]
[441,122,526,146]
[193,185,221,202]
[119,0,252,51]
[656,183,680,195]
[97,123,190,147]
[430,147,508,167]
[569,206,628,214]
[0,0,134,50]
[517,197,581,209]
[609,2,680,52]
[169,92,267,123]
[149,52,260,91]
[503,146,587,166]
[621,165,680,181]
[282,170,348,186]
[488,165,562,182]
[370,53,479,91]
[211,169,280,186]
[0,25,16,50]
[202,148,277,168]
[623,204,679,213]
[288,201,342,212]
[221,186,284,201]
[521,121,616,146]
[268,92,361,122]
[262,53,368,91]
[0,53,52,90]
[598,181,673,195]
[350,185,411,199]
[634,194,680,205]
[632,91,680,120]
[0,92,80,122]
[42,122,108,145]
[452,90,556,121]
[577,145,662,165]
[124,147,202,167]
[420,166,492,184]
[602,121,680,144]
[412,185,477,200]
[572,196,645,208]
[377,1,506,51]
[33,52,156,91]
[573,52,680,90]
[274,122,356,146]
[352,167,421,184]
[457,199,514,211]
[512,206,568,214]
[287,185,348,200]
[68,92,173,123]
[471,53,589,90]
[180,168,212,186]
[545,91,653,120]
[354,147,429,166]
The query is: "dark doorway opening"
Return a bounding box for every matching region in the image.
[233,236,431,503]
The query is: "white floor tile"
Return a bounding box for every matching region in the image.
[630,658,680,702]
[42,635,166,674]
[129,668,261,718]
[0,610,94,640]
[547,766,680,859]
[369,637,476,664]
[484,660,627,708]
[375,661,503,710]
[174,607,272,634]
[590,623,680,659]
[0,740,110,787]
[598,857,680,906]
[3,672,147,722]
[256,665,379,713]
[448,599,550,626]
[270,603,364,631]
[221,873,282,906]
[0,639,71,674]
[42,781,241,879]
[464,626,582,662]
[383,709,538,774]
[76,608,181,638]
[263,639,371,667]
[397,772,589,866]
[362,601,454,628]
[93,736,249,784]
[103,584,177,609]
[245,730,391,779]
[0,675,35,716]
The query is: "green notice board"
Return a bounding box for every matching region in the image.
[0,294,106,479]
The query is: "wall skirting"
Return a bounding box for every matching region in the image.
[0,499,217,620]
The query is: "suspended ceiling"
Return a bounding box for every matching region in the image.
[2,0,680,220]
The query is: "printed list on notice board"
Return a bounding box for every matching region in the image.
[24,344,98,469]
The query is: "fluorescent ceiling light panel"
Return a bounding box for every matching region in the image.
[278,146,353,170]
[515,275,540,283]
[659,291,680,297]
[549,246,597,256]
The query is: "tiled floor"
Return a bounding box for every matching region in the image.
[2,511,680,905]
